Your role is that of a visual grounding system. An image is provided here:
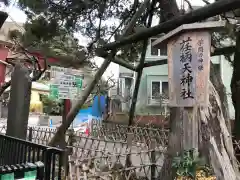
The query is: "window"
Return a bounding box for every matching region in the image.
[151,39,159,56]
[151,81,169,99]
[212,63,220,76]
[124,77,132,98]
[151,81,161,99]
[160,44,167,56]
[150,39,167,56]
[162,82,169,97]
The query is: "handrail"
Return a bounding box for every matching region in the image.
[0,134,62,151]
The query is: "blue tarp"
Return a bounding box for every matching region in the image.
[71,95,106,128]
[92,95,106,118]
[72,107,92,127]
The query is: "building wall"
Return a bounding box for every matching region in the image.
[119,37,169,115]
[135,71,168,115]
[118,42,235,118]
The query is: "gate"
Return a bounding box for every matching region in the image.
[0,134,63,179]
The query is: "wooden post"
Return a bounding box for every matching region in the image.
[182,107,198,150]
[126,133,133,167]
[150,139,156,180]
[62,99,71,178]
[152,22,218,158]
[28,127,33,142]
[6,64,32,140]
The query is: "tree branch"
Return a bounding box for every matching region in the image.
[212,45,235,56]
[0,54,48,96]
[48,0,151,146]
[122,0,150,36]
[97,0,240,54]
[143,46,236,68]
[128,0,156,126]
[112,57,137,71]
[31,56,47,81]
[184,0,193,10]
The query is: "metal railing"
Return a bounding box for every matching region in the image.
[0,134,63,180]
[147,96,169,106]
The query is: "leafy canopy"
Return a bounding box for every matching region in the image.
[15,0,159,62]
[8,20,89,68]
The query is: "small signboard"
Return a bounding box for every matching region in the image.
[167,31,211,107]
[50,66,84,78]
[152,21,226,107]
[50,66,83,100]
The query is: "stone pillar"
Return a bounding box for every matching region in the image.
[6,64,32,140]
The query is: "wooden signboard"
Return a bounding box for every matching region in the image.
[167,31,211,107]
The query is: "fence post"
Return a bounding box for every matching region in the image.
[63,129,74,178]
[126,133,133,167]
[28,127,33,141]
[44,148,52,179]
[150,139,156,180]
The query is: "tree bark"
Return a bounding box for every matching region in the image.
[199,82,239,180]
[210,61,231,132]
[231,31,240,138]
[230,31,240,165]
[160,80,239,179]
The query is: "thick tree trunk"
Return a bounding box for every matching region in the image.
[160,81,239,179]
[199,81,239,179]
[231,32,240,138]
[158,0,236,179]
[210,62,231,132]
[230,31,240,165]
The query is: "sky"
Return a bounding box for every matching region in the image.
[0,0,211,80]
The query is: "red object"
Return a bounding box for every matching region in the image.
[65,99,71,114]
[28,52,59,69]
[85,126,90,136]
[0,47,9,85]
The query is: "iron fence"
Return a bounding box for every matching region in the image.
[0,133,63,180]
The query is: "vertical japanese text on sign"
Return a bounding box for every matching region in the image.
[197,39,204,71]
[180,37,194,100]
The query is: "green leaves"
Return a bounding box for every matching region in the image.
[172,148,212,179]
[15,0,147,63]
[41,94,62,115]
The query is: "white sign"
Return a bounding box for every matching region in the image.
[50,66,84,79]
[50,66,83,100]
[168,31,211,107]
